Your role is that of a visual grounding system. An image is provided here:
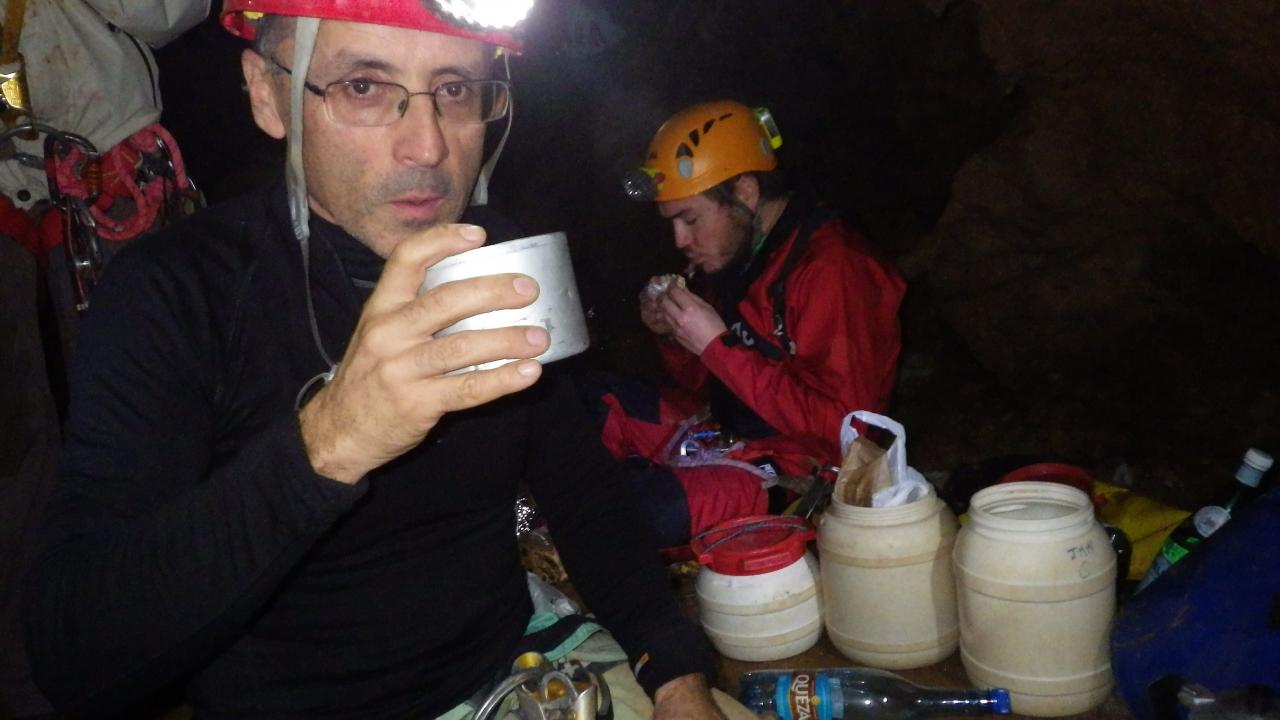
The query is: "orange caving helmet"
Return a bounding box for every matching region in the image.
[623,100,783,203]
[221,0,530,52]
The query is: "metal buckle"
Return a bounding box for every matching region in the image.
[44,130,104,311]
[63,200,103,312]
[0,55,32,126]
[476,652,611,720]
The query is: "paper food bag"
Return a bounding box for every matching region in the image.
[834,433,892,507]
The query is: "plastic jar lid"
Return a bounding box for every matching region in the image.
[998,462,1103,509]
[1244,448,1274,472]
[690,515,814,576]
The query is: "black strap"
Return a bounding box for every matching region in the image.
[765,205,834,355]
[508,613,596,664]
[719,201,835,360]
[709,201,835,439]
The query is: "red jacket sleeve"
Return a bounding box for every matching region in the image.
[657,335,708,396]
[698,224,905,447]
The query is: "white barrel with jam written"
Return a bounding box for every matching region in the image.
[954,481,1116,717]
[692,516,823,662]
[817,486,959,669]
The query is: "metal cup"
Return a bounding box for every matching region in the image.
[420,231,589,372]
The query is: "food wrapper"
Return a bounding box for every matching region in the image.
[516,495,569,586]
[643,272,688,299]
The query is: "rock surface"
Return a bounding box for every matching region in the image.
[907,0,1280,503]
[499,0,1280,506]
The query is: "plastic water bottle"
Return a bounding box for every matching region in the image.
[738,667,1012,720]
[1136,448,1273,593]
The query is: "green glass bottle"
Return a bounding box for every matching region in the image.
[1135,448,1273,593]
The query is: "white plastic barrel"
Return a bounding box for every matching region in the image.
[954,481,1116,717]
[692,516,822,662]
[817,486,959,669]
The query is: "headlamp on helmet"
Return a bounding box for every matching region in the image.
[428,0,535,30]
[621,167,663,202]
[753,107,783,151]
[624,100,784,203]
[221,0,531,50]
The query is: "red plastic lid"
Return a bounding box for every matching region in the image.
[690,515,814,576]
[998,463,1103,509]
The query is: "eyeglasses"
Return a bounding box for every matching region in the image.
[269,57,511,127]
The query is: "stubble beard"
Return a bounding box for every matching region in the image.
[701,214,755,281]
[377,167,458,228]
[340,167,464,255]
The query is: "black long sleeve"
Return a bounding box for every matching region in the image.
[23,211,367,716]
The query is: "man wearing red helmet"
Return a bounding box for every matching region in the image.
[599,101,906,545]
[21,3,739,719]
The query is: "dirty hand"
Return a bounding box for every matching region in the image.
[639,278,675,336]
[658,284,727,356]
[298,224,549,484]
[653,674,728,720]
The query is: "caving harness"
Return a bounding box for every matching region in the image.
[0,0,203,311]
[1,122,203,311]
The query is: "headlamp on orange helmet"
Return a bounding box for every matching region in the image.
[623,100,783,203]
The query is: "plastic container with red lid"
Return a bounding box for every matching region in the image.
[691,515,822,661]
[691,514,815,576]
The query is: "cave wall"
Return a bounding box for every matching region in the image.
[495,0,1280,505]
[907,0,1280,502]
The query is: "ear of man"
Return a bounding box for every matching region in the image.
[732,173,761,215]
[242,49,288,140]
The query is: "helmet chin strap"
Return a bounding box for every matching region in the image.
[728,197,767,256]
[750,217,768,256]
[470,51,513,206]
[287,17,320,242]
[284,17,341,407]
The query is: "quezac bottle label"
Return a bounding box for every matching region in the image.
[775,671,837,720]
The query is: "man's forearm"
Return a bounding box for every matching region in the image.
[653,674,727,720]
